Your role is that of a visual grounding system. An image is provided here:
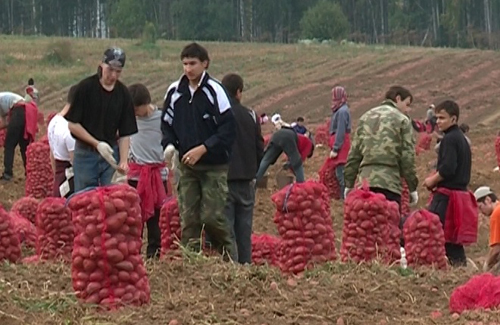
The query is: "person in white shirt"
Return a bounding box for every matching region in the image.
[47,85,77,198]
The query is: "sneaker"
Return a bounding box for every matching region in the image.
[0,174,12,181]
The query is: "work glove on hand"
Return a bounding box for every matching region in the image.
[344,187,352,199]
[96,142,118,168]
[410,191,419,206]
[329,150,338,159]
[164,144,176,162]
[171,150,179,171]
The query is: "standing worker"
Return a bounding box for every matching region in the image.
[329,86,351,199]
[220,73,264,264]
[162,42,236,257]
[344,86,419,209]
[0,89,39,181]
[47,85,78,198]
[127,83,167,259]
[424,100,476,267]
[65,47,138,191]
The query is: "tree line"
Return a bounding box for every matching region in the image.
[2,0,500,50]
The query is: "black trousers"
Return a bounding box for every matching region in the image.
[428,192,467,267]
[128,179,165,259]
[4,106,29,177]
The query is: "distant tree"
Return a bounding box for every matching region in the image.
[299,0,350,41]
[109,0,146,38]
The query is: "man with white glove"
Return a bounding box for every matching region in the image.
[65,47,138,191]
[161,43,236,258]
[344,86,418,213]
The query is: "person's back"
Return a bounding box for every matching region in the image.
[227,101,262,181]
[349,101,414,194]
[0,92,24,117]
[130,109,164,165]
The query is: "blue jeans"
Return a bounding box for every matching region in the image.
[335,164,345,199]
[73,141,119,192]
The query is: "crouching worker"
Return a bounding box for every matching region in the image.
[47,85,78,198]
[0,91,38,181]
[474,186,500,274]
[255,114,313,184]
[127,84,167,259]
[424,100,477,267]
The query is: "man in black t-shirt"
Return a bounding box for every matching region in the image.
[65,47,138,192]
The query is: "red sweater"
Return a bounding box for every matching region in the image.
[297,134,313,161]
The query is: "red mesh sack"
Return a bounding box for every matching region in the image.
[25,141,54,199]
[159,198,182,258]
[403,209,447,270]
[36,197,74,261]
[271,181,337,274]
[341,186,401,264]
[9,211,36,248]
[417,133,432,151]
[0,129,5,147]
[314,120,330,146]
[37,111,44,126]
[251,233,281,266]
[318,157,340,200]
[449,273,500,314]
[69,184,150,309]
[401,179,410,216]
[46,111,57,126]
[384,201,403,263]
[11,196,39,224]
[0,208,21,263]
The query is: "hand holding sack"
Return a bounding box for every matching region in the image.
[69,184,150,309]
[341,186,401,264]
[36,197,74,261]
[271,181,337,274]
[26,140,54,199]
[403,209,447,270]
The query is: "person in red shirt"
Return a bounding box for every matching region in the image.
[474,186,500,274]
[255,114,312,183]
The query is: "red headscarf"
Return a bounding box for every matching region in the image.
[331,86,347,112]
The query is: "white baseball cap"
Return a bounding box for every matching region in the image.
[474,186,494,201]
[271,114,282,125]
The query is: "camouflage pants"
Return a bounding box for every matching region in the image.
[177,163,233,257]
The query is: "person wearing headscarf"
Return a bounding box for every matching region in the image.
[328,86,352,199]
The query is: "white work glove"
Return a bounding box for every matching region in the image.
[329,150,338,158]
[410,191,419,206]
[344,188,352,199]
[171,150,179,171]
[164,144,176,162]
[96,142,118,168]
[494,166,499,172]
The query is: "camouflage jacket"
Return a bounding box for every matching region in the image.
[344,100,418,195]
